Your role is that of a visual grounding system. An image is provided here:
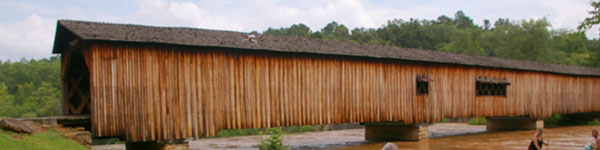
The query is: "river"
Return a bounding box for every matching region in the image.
[91,123,600,150]
[329,125,598,150]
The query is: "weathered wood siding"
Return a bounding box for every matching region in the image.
[84,42,600,142]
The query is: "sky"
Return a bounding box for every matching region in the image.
[0,0,598,61]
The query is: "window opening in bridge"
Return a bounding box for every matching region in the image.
[475,76,510,96]
[416,75,432,95]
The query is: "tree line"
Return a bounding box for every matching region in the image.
[263,11,600,67]
[1,10,599,118]
[0,56,61,118]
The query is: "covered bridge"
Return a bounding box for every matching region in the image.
[52,20,600,143]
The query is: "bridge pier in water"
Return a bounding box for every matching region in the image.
[125,140,189,150]
[486,117,544,131]
[364,122,429,141]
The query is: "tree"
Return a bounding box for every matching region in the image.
[483,19,491,31]
[587,39,600,67]
[441,28,485,56]
[287,24,312,38]
[578,1,600,32]
[349,27,389,45]
[0,57,62,118]
[436,15,454,25]
[494,18,511,27]
[321,21,350,40]
[454,10,474,29]
[551,31,593,66]
[259,11,599,69]
[0,83,15,118]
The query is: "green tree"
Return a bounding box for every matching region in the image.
[587,39,600,67]
[483,19,491,31]
[551,31,593,66]
[454,10,475,29]
[436,15,454,25]
[491,19,552,62]
[0,83,16,118]
[321,21,350,40]
[349,27,389,45]
[287,24,311,38]
[0,57,61,118]
[260,11,599,69]
[578,1,600,31]
[263,23,313,38]
[441,28,485,56]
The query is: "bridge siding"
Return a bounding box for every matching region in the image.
[86,42,600,142]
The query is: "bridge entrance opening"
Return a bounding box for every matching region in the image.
[63,50,91,115]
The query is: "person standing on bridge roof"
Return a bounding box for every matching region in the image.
[528,128,549,150]
[585,129,599,150]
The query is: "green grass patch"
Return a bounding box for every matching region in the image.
[288,125,314,133]
[216,125,320,138]
[0,129,87,150]
[216,128,263,137]
[468,117,487,125]
[434,118,449,124]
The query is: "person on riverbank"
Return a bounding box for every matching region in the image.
[585,129,598,150]
[528,128,548,150]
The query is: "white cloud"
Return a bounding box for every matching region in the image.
[0,14,56,61]
[123,0,245,31]
[110,0,379,33]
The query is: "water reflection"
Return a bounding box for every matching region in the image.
[327,125,599,150]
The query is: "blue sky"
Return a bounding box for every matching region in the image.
[0,0,597,60]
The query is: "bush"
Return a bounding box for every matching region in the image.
[544,113,600,126]
[588,119,600,125]
[544,114,562,125]
[468,117,487,125]
[258,128,287,150]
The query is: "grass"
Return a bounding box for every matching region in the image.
[216,125,322,138]
[434,118,449,124]
[468,117,487,125]
[0,128,87,150]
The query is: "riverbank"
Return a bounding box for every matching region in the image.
[92,123,487,150]
[92,123,600,150]
[0,127,88,150]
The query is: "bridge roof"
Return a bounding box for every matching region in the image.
[53,20,600,76]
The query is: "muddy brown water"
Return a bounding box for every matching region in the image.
[91,124,599,150]
[329,125,599,150]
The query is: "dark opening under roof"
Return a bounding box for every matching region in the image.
[52,20,600,77]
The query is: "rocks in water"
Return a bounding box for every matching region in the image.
[0,118,38,134]
[381,142,399,150]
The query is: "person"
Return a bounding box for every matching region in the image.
[381,142,398,150]
[528,128,548,150]
[585,129,598,150]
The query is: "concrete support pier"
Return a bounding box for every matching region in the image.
[125,140,189,150]
[486,117,543,131]
[364,122,429,141]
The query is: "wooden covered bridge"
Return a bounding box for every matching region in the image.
[52,20,600,146]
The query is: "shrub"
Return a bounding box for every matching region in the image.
[258,128,287,150]
[468,117,487,125]
[588,119,600,125]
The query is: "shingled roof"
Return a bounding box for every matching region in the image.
[53,20,600,76]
